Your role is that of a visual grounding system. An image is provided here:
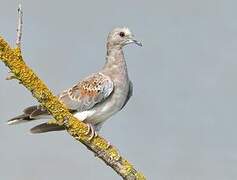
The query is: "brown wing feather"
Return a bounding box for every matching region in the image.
[59,73,113,111]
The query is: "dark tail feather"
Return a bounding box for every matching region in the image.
[7,105,49,125]
[30,123,65,134]
[23,105,38,114]
[7,114,34,125]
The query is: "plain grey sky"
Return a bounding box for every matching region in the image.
[1,0,237,179]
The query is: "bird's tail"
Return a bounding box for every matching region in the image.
[7,113,34,125]
[30,122,65,134]
[7,105,42,125]
[7,105,65,133]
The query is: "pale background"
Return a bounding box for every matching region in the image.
[1,0,237,180]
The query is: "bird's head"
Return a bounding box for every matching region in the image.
[107,27,142,49]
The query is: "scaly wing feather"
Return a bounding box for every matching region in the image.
[59,72,114,111]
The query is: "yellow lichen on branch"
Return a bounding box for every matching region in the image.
[0,35,145,180]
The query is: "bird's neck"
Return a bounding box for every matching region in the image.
[102,47,128,79]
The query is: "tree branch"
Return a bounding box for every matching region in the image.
[0,4,146,180]
[16,3,23,49]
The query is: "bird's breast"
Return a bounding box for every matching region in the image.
[86,75,130,125]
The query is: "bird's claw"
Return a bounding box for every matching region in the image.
[86,123,98,141]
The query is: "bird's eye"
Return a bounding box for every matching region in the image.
[119,32,125,37]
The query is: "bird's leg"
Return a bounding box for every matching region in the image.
[85,123,98,141]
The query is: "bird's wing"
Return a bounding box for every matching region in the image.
[58,72,114,111]
[7,73,113,125]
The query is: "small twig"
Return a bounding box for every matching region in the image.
[6,73,17,80]
[16,3,23,48]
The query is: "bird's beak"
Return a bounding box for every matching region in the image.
[132,39,142,46]
[126,38,142,47]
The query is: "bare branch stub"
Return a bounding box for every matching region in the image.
[16,3,23,48]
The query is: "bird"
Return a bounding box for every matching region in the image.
[7,27,142,138]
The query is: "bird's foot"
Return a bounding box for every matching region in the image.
[85,123,98,141]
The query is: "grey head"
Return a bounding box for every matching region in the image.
[107,27,142,50]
